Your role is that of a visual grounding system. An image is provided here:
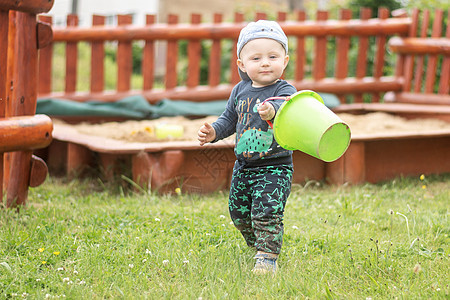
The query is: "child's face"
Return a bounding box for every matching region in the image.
[238,38,289,88]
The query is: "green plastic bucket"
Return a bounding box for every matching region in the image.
[273,90,351,162]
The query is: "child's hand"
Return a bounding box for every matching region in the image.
[197,122,216,146]
[257,102,275,121]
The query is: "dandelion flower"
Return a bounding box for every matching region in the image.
[53,251,60,255]
[175,188,182,195]
[422,185,427,189]
[38,248,45,252]
[41,261,47,265]
[420,174,425,181]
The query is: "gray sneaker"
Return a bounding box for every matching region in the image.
[252,253,277,274]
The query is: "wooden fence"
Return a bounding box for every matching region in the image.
[37,8,428,106]
[0,0,54,208]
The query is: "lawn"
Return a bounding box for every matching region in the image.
[1,174,449,299]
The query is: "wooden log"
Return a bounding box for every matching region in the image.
[0,115,53,152]
[0,0,54,14]
[10,11,38,116]
[389,37,450,55]
[51,18,411,42]
[29,154,48,187]
[6,150,31,207]
[0,10,7,203]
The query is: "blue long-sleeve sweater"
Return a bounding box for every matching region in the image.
[212,79,297,167]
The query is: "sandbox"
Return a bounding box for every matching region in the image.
[42,106,450,193]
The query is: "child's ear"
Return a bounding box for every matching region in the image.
[283,55,290,69]
[237,59,246,72]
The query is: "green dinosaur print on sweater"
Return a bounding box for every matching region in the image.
[236,127,273,156]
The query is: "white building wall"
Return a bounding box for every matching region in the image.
[48,0,158,26]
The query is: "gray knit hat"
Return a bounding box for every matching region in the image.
[237,20,288,81]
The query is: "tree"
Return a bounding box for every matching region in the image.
[348,0,401,17]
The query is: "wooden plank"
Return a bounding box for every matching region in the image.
[142,15,155,90]
[255,12,267,21]
[277,12,287,80]
[295,11,306,82]
[90,15,105,93]
[414,10,429,93]
[165,14,178,90]
[208,14,222,87]
[37,15,52,94]
[402,8,420,94]
[313,11,328,80]
[65,14,78,94]
[372,8,389,102]
[231,12,244,84]
[438,9,450,94]
[335,9,352,103]
[67,142,93,177]
[354,8,371,103]
[424,9,443,93]
[187,14,201,88]
[117,14,133,92]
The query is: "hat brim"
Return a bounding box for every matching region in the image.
[238,68,251,81]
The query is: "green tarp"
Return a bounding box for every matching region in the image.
[36,93,340,119]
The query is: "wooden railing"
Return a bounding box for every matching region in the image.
[387,8,450,106]
[0,0,54,208]
[38,8,416,105]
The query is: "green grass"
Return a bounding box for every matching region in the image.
[1,174,449,299]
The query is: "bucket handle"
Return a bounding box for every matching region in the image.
[258,96,291,129]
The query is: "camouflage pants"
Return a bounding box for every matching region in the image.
[228,163,293,254]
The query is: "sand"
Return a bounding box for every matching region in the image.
[55,112,450,143]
